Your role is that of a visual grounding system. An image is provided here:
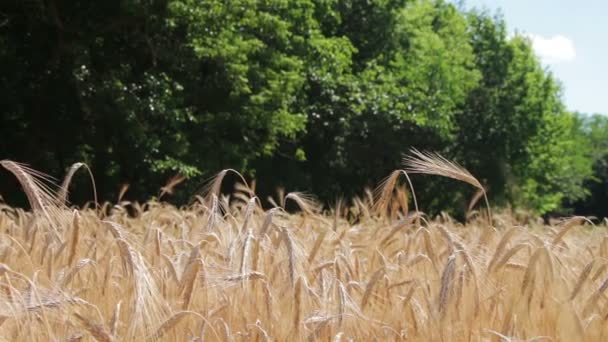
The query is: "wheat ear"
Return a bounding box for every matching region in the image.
[552,216,592,246]
[571,260,594,300]
[180,244,202,310]
[148,311,202,341]
[202,169,252,205]
[492,243,528,273]
[239,229,253,277]
[439,254,457,316]
[281,227,297,286]
[158,174,186,200]
[284,192,320,215]
[374,170,419,224]
[57,162,98,206]
[67,210,80,266]
[487,227,519,271]
[109,301,121,337]
[361,267,385,311]
[404,149,491,221]
[307,230,327,265]
[0,160,63,239]
[74,313,114,342]
[293,277,303,334]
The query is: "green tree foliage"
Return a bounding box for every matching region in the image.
[256,0,480,206]
[569,114,608,218]
[455,11,594,214]
[0,0,601,215]
[0,0,199,201]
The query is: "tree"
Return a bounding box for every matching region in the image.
[569,114,608,218]
[0,0,599,217]
[454,10,593,214]
[256,0,480,208]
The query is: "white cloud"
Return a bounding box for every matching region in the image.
[525,34,576,64]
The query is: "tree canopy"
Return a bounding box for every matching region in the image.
[0,0,605,217]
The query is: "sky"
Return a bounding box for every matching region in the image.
[457,0,608,114]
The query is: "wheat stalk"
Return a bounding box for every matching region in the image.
[281,227,297,286]
[337,281,347,326]
[487,227,519,271]
[158,174,186,200]
[0,160,606,340]
[67,210,80,266]
[571,260,594,300]
[492,243,528,273]
[109,301,121,338]
[180,244,202,310]
[374,170,420,224]
[404,149,491,221]
[293,276,303,334]
[202,169,252,205]
[439,254,457,316]
[74,313,114,342]
[552,216,591,246]
[57,162,98,205]
[240,197,258,232]
[239,229,253,277]
[307,230,327,265]
[148,311,203,341]
[0,160,64,239]
[284,192,320,215]
[361,267,385,311]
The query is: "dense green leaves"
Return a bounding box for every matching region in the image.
[0,0,602,216]
[568,114,608,217]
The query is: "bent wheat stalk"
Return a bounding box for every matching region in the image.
[404,149,491,222]
[57,162,98,206]
[0,160,64,240]
[158,174,186,200]
[202,169,253,206]
[374,170,420,224]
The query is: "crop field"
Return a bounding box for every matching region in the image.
[0,159,607,341]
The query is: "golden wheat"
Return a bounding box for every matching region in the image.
[0,163,605,340]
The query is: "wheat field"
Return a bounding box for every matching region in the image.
[0,159,607,341]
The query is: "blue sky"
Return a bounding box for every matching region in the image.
[457,0,608,114]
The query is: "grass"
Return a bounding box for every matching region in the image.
[0,158,606,341]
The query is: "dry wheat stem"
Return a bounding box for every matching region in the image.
[404,149,492,222]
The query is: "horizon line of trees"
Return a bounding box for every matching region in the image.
[1,0,607,218]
